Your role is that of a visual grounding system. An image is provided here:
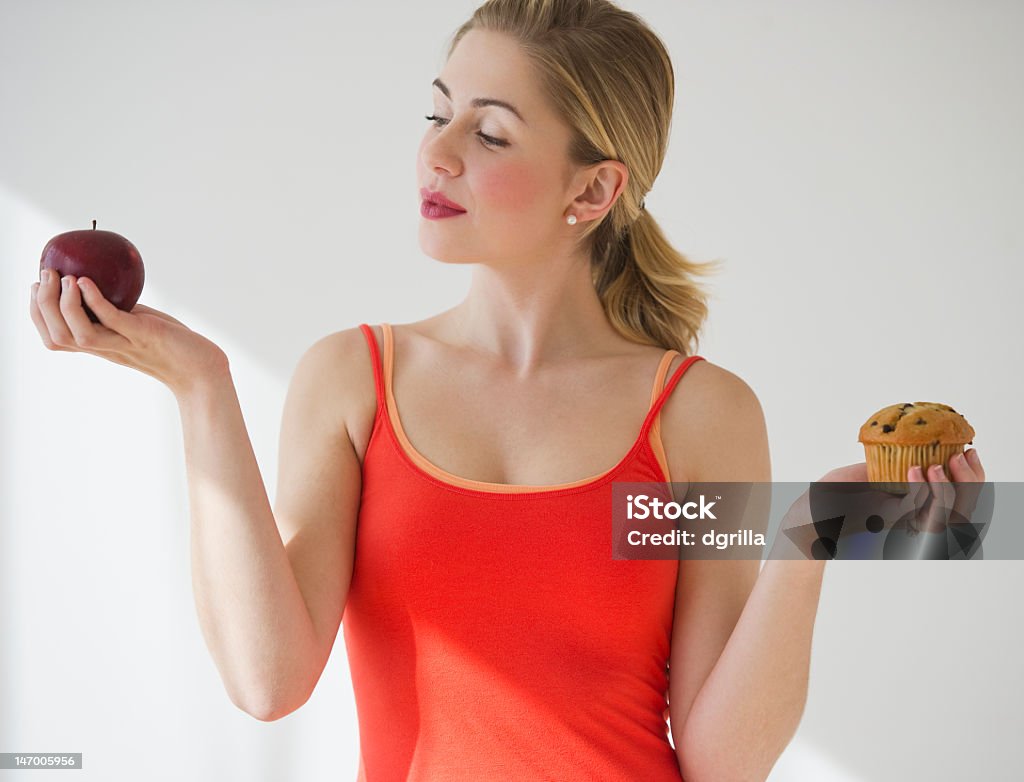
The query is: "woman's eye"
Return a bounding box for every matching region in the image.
[424,115,508,148]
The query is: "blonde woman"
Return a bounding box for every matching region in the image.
[30,0,986,780]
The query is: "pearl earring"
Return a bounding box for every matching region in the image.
[566,214,577,225]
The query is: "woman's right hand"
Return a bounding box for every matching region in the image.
[30,269,229,397]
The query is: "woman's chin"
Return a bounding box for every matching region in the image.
[418,238,477,265]
[422,252,477,266]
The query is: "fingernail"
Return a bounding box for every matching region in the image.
[40,269,48,284]
[956,453,967,466]
[931,464,944,476]
[61,276,69,290]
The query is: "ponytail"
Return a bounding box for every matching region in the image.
[591,207,722,356]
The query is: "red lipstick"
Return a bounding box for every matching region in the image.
[420,187,467,219]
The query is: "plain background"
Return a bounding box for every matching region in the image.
[2,1,1022,779]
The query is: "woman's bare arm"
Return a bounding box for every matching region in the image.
[662,362,813,782]
[29,273,364,721]
[267,329,368,717]
[179,331,363,720]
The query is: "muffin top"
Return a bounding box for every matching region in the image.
[858,402,975,446]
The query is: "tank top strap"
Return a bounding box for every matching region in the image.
[358,323,386,417]
[640,353,706,437]
[381,322,395,401]
[648,349,682,410]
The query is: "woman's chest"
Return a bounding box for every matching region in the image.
[388,358,661,486]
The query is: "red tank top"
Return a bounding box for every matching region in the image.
[344,322,705,781]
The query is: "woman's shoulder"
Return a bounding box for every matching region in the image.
[662,353,764,425]
[663,353,742,390]
[658,356,770,483]
[294,325,382,461]
[307,323,379,371]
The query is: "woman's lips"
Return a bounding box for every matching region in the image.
[420,201,467,219]
[420,187,466,217]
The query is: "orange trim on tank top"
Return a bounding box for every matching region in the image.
[649,350,681,484]
[380,322,679,493]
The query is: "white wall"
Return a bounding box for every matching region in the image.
[2,1,1021,780]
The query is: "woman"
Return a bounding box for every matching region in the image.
[30,0,986,780]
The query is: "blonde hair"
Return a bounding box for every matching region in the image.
[446,0,721,355]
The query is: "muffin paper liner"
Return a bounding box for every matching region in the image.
[863,443,965,493]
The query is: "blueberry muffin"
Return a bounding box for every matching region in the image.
[858,402,975,488]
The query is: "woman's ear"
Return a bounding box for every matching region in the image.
[568,160,628,222]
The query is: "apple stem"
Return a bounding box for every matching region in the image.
[92,219,97,230]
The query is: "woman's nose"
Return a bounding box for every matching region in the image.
[421,130,462,176]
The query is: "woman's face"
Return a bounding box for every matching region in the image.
[417,29,579,267]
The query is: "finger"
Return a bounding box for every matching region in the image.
[58,275,132,352]
[951,479,984,526]
[903,464,949,533]
[950,450,985,525]
[923,462,955,532]
[76,277,134,339]
[57,275,95,347]
[902,466,933,533]
[36,269,76,349]
[965,448,986,483]
[949,451,980,483]
[905,465,931,506]
[29,282,60,350]
[75,277,134,350]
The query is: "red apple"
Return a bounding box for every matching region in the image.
[39,220,145,324]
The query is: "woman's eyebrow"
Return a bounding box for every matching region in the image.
[432,78,528,126]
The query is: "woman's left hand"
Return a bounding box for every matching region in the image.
[773,449,987,559]
[903,448,986,534]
